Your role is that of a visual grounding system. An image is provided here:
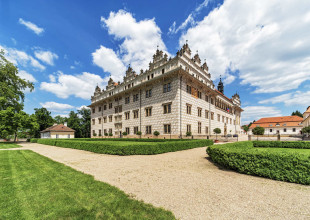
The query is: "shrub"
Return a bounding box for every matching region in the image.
[206,141,310,185]
[104,133,108,136]
[30,138,38,143]
[108,133,113,136]
[93,133,97,137]
[153,131,160,136]
[253,141,310,149]
[122,132,128,136]
[213,128,221,140]
[36,139,214,155]
[136,131,142,135]
[252,127,264,135]
[186,132,192,137]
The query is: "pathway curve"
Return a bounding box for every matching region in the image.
[17,143,310,220]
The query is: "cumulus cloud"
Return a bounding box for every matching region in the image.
[259,91,310,106]
[93,9,167,82]
[40,72,105,99]
[18,70,37,83]
[40,101,74,112]
[18,18,44,35]
[0,45,45,71]
[77,105,90,110]
[34,50,58,65]
[180,0,310,93]
[242,106,282,125]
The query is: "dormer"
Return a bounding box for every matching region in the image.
[193,52,201,65]
[123,65,136,82]
[106,77,115,90]
[201,60,209,72]
[232,92,241,107]
[94,85,101,96]
[181,41,191,58]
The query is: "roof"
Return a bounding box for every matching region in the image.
[41,124,75,133]
[304,106,310,114]
[249,116,303,129]
[215,89,233,103]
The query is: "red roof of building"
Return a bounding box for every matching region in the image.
[215,89,233,103]
[41,124,75,133]
[249,116,303,129]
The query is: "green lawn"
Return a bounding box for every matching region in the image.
[0,142,20,149]
[0,150,175,219]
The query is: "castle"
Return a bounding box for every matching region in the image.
[89,43,243,138]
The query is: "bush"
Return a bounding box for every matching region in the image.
[252,127,264,135]
[108,133,113,137]
[104,133,108,136]
[36,139,214,155]
[253,141,310,149]
[136,131,142,135]
[206,141,310,185]
[30,138,39,143]
[186,132,192,137]
[153,131,160,136]
[93,133,97,137]
[122,132,128,136]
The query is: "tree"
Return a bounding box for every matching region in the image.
[122,132,128,136]
[153,131,160,136]
[291,110,303,118]
[67,111,81,138]
[252,127,265,140]
[302,126,310,135]
[0,50,34,111]
[32,108,54,138]
[242,125,249,133]
[54,115,67,124]
[213,128,221,140]
[78,107,91,138]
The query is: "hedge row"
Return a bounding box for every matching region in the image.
[253,141,310,149]
[206,141,310,185]
[36,139,213,155]
[63,138,192,142]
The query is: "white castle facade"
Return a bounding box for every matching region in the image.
[89,43,243,138]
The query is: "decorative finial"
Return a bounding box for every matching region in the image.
[196,50,198,54]
[157,45,159,50]
[204,59,206,63]
[186,40,188,44]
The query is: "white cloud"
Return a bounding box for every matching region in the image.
[70,65,75,69]
[93,9,167,82]
[168,0,210,34]
[18,18,44,35]
[0,45,45,71]
[259,90,310,106]
[77,105,90,110]
[242,106,282,125]
[40,72,105,99]
[223,74,235,85]
[180,0,310,93]
[18,70,37,83]
[92,46,126,82]
[40,101,74,112]
[49,74,56,83]
[34,50,58,65]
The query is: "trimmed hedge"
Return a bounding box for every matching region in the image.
[59,138,192,142]
[30,138,39,143]
[253,141,310,149]
[206,141,310,185]
[36,139,213,155]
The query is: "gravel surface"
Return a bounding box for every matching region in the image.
[17,143,310,220]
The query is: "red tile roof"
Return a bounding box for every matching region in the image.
[249,116,303,129]
[215,89,233,103]
[41,124,75,133]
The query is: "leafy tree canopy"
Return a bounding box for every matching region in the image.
[291,110,303,118]
[32,108,55,138]
[0,50,34,111]
[77,107,91,138]
[54,115,67,124]
[252,126,265,135]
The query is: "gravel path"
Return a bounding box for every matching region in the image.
[17,143,310,220]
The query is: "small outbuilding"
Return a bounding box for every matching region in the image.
[40,123,75,139]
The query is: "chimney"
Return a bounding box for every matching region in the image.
[64,122,67,127]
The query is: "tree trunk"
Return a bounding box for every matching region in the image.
[14,132,17,142]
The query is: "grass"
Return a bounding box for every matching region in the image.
[0,150,175,219]
[206,141,310,185]
[0,142,21,149]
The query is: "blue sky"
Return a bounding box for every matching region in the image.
[0,0,309,124]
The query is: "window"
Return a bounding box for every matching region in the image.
[187,124,191,133]
[205,110,209,119]
[163,83,171,93]
[218,114,220,122]
[114,106,122,113]
[92,119,95,125]
[125,127,130,134]
[104,105,107,110]
[186,104,192,114]
[104,129,107,134]
[163,103,171,114]
[109,115,112,122]
[164,124,171,134]
[109,103,113,109]
[284,128,287,132]
[147,75,150,80]
[125,111,130,120]
[103,117,107,123]
[133,110,139,119]
[133,94,139,102]
[293,128,296,132]
[98,118,102,124]
[230,118,232,124]
[205,95,209,102]
[270,129,273,132]
[226,117,228,123]
[162,68,165,74]
[187,85,192,94]
[222,116,225,122]
[276,123,280,126]
[146,89,152,98]
[109,128,112,134]
[125,97,130,104]
[68,134,70,138]
[92,108,95,113]
[134,126,139,134]
[99,129,102,136]
[151,73,154,78]
[115,107,118,114]
[145,107,152,117]
[211,98,214,105]
[146,125,152,134]
[198,91,202,99]
[198,122,202,134]
[211,112,214,120]
[198,108,202,117]
[92,130,95,136]
[99,106,102,112]
[205,126,209,134]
